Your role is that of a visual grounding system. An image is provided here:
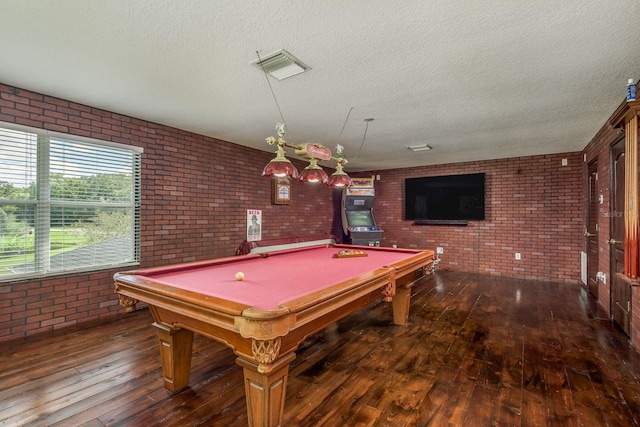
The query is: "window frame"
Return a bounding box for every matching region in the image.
[0,121,143,282]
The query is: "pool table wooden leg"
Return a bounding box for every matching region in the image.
[153,322,194,393]
[392,285,411,325]
[236,353,296,427]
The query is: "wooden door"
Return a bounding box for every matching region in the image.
[586,161,599,297]
[611,138,631,336]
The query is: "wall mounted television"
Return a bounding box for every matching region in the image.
[405,173,485,221]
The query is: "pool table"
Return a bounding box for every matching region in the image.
[114,244,433,426]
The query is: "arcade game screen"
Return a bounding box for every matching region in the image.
[347,211,374,227]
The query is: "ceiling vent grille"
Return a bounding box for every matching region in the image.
[408,144,433,152]
[253,49,310,80]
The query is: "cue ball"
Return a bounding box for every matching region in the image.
[235,272,244,281]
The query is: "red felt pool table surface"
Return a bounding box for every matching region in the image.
[142,245,424,310]
[114,243,434,427]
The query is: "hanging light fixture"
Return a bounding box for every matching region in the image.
[326,144,353,188]
[327,164,352,188]
[256,50,352,187]
[299,157,329,183]
[262,125,351,186]
[262,123,299,178]
[262,123,353,188]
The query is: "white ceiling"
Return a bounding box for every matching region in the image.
[1,1,640,172]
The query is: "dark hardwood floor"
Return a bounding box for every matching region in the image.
[1,270,640,426]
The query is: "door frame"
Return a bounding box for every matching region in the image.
[586,159,599,297]
[610,135,631,335]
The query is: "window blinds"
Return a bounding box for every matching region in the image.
[0,124,141,281]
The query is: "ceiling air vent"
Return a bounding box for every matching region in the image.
[253,49,310,80]
[408,144,432,152]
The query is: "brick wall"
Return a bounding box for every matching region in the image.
[0,83,342,341]
[362,152,585,283]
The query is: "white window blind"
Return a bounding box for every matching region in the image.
[0,123,141,281]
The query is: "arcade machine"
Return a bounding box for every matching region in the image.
[342,177,384,246]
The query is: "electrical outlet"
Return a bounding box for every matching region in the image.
[515,253,521,260]
[436,247,444,254]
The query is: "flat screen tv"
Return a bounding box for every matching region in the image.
[405,173,485,221]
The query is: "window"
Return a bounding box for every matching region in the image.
[0,123,142,281]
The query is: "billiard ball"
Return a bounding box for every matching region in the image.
[235,272,244,281]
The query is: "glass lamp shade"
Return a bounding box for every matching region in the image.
[262,158,299,178]
[299,159,329,184]
[327,170,353,188]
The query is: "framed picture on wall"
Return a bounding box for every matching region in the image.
[271,176,291,205]
[247,209,262,242]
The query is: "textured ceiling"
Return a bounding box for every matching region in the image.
[1,1,640,172]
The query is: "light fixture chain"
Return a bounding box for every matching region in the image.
[351,118,372,161]
[336,107,353,146]
[256,51,289,135]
